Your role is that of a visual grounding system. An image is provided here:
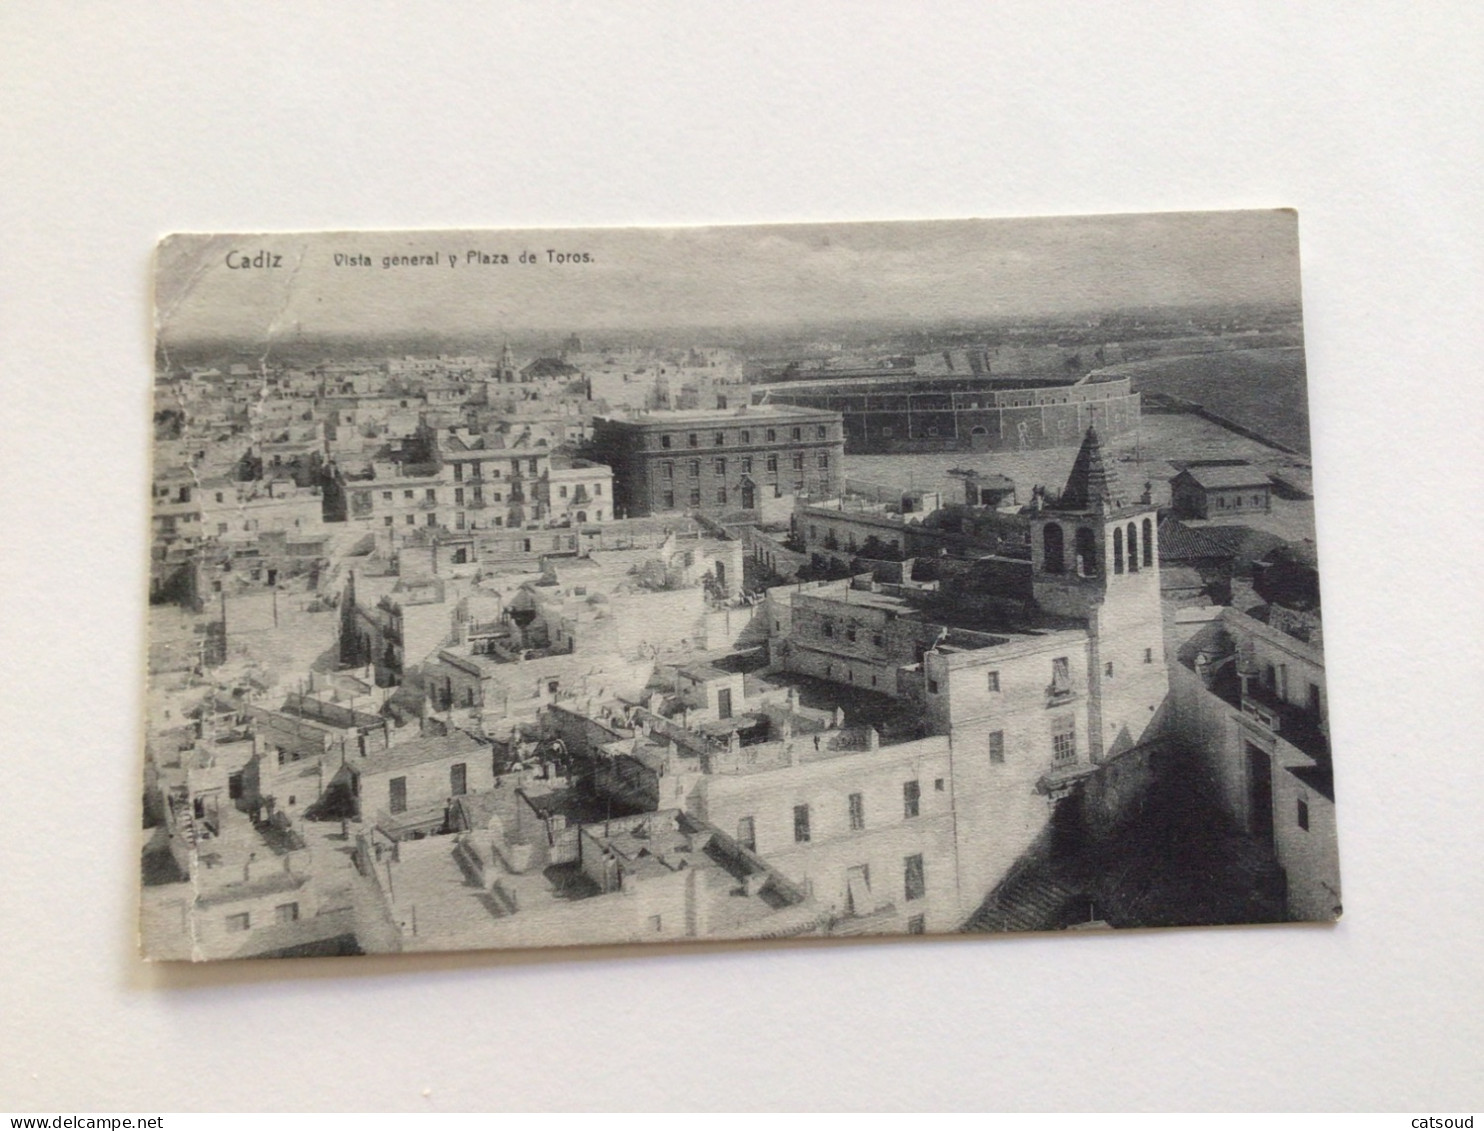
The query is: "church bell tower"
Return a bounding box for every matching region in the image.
[1029,427,1168,759]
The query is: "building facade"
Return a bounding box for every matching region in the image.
[759,373,1140,454]
[590,405,844,518]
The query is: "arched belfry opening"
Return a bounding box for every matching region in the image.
[1043,523,1065,574]
[1075,527,1098,577]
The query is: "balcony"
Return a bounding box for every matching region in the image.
[826,901,899,937]
[1045,684,1077,708]
[1240,681,1329,761]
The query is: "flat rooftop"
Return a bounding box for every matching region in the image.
[600,404,838,426]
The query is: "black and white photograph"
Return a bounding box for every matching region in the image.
[7,3,1481,1113]
[144,213,1337,960]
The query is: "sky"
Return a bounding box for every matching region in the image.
[155,210,1302,345]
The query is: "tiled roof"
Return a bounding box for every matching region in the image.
[1177,465,1271,490]
[1157,517,1235,561]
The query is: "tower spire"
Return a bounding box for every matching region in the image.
[1058,425,1121,511]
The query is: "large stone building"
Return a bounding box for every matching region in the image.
[589,404,844,517]
[757,371,1140,454]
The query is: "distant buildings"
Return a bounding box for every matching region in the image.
[1170,464,1273,519]
[757,370,1140,454]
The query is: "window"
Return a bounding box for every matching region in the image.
[989,730,1005,764]
[927,678,938,694]
[792,452,804,471]
[715,457,726,475]
[559,485,568,498]
[1142,516,1153,567]
[740,430,750,444]
[766,454,778,473]
[403,489,414,500]
[716,487,727,505]
[425,488,436,501]
[454,463,464,482]
[426,513,436,526]
[389,776,407,814]
[1105,661,1115,678]
[1113,526,1124,573]
[1052,719,1076,765]
[689,488,701,506]
[405,514,415,525]
[593,483,602,495]
[648,915,663,932]
[662,461,673,479]
[715,432,726,446]
[1127,522,1139,572]
[766,428,777,442]
[382,491,392,501]
[848,792,865,831]
[817,425,827,439]
[907,914,926,935]
[1051,657,1071,694]
[737,816,755,851]
[934,778,945,792]
[661,434,672,449]
[689,460,700,478]
[455,487,465,504]
[662,491,675,508]
[904,854,926,902]
[1297,798,1310,831]
[383,516,393,526]
[1145,648,1154,664]
[793,804,811,843]
[688,433,698,448]
[450,763,467,796]
[226,913,251,933]
[845,864,873,914]
[818,452,829,468]
[274,902,300,925]
[1075,527,1098,576]
[903,780,920,819]
[987,670,1000,692]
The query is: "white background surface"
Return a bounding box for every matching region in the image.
[2,2,1481,1113]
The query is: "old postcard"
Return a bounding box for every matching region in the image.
[143,212,1337,961]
